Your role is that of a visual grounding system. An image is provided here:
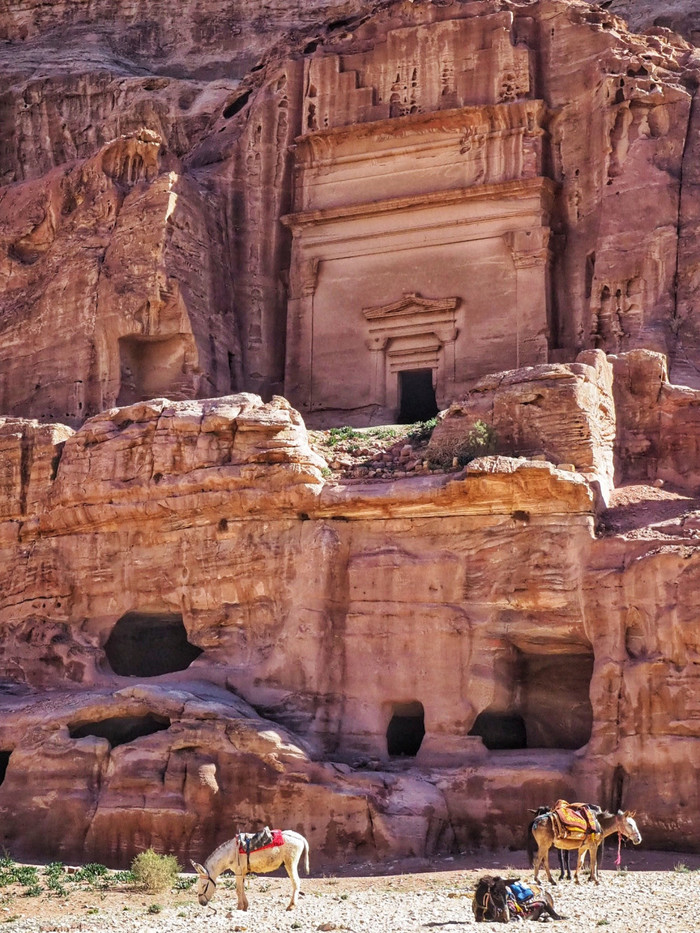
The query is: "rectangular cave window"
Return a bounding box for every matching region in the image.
[0,750,11,786]
[228,352,237,392]
[387,700,425,757]
[398,369,438,424]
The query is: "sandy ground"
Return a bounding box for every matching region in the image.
[1,849,699,933]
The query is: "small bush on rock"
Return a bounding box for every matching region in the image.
[130,849,180,894]
[428,419,497,469]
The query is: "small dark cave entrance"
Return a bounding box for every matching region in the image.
[387,701,425,757]
[69,714,171,748]
[469,650,594,751]
[398,369,438,424]
[469,712,527,750]
[0,750,11,786]
[104,611,202,677]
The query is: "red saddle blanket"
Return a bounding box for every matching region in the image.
[552,800,597,836]
[238,829,283,854]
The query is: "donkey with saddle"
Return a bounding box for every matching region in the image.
[531,799,641,885]
[527,802,603,880]
[472,875,562,923]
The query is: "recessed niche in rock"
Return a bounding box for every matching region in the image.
[398,370,438,424]
[117,334,189,406]
[104,611,202,677]
[469,651,594,750]
[469,712,528,750]
[521,652,594,749]
[387,701,425,756]
[69,714,171,747]
[0,750,11,786]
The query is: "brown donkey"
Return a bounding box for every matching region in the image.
[532,810,641,885]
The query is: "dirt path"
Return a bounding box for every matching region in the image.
[1,850,698,933]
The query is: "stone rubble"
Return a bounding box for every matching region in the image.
[1,862,699,933]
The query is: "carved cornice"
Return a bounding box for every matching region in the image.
[363,293,459,320]
[281,177,557,231]
[295,100,547,155]
[363,292,460,351]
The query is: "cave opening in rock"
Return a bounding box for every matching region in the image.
[0,750,11,786]
[117,334,189,406]
[469,649,594,750]
[469,711,527,749]
[69,714,171,748]
[398,369,438,424]
[387,701,425,756]
[104,611,202,677]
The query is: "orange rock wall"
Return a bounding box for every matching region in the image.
[1,0,700,868]
[0,390,697,864]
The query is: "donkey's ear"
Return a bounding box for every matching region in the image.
[190,860,207,875]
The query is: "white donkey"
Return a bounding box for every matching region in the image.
[191,829,310,911]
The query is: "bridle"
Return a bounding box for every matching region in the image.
[198,872,217,906]
[475,889,492,921]
[476,888,508,922]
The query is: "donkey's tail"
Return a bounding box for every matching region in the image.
[526,820,537,868]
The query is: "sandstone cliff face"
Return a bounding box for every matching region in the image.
[608,1,700,42]
[0,0,699,870]
[5,1,700,421]
[0,374,697,865]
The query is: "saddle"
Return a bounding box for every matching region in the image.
[236,827,283,870]
[550,800,598,840]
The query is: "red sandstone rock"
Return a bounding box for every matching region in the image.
[4,1,700,421]
[0,0,699,869]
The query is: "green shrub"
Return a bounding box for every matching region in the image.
[130,849,180,894]
[72,863,109,884]
[408,417,438,445]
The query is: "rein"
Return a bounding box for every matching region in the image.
[477,890,494,920]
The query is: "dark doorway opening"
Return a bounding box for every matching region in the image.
[104,612,202,677]
[468,649,594,751]
[69,714,171,748]
[387,701,425,756]
[469,712,527,750]
[398,369,438,423]
[0,750,11,786]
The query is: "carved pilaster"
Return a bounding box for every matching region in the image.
[300,257,321,297]
[504,229,552,366]
[504,227,551,269]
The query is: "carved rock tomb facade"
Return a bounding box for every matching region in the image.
[283,16,554,425]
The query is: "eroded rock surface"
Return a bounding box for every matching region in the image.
[0,382,697,865]
[5,1,700,424]
[0,0,699,869]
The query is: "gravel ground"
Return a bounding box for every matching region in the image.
[1,851,698,933]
